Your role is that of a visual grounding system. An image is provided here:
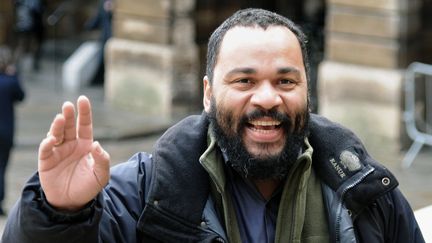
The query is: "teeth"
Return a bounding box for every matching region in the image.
[250,127,276,133]
[249,120,281,126]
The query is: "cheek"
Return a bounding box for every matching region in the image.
[281,92,309,130]
[214,94,248,134]
[282,93,307,112]
[215,89,249,113]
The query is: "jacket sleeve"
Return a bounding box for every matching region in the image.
[1,152,152,243]
[12,75,25,102]
[354,188,425,243]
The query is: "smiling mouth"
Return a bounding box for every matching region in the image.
[247,119,282,132]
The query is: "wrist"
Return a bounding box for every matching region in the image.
[39,189,101,222]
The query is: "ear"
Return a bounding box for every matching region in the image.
[203,75,212,113]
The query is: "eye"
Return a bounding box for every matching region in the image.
[278,78,298,90]
[278,79,298,89]
[230,78,254,90]
[279,79,295,85]
[237,78,251,84]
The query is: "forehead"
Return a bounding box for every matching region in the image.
[219,25,302,54]
[214,26,305,77]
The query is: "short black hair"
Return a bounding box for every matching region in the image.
[206,8,310,85]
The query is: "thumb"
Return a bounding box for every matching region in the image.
[90,141,110,187]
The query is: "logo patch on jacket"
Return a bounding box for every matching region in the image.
[330,150,362,179]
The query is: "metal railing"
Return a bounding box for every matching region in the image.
[402,62,432,168]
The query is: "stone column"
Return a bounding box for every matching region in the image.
[0,1,13,44]
[318,0,422,149]
[106,0,198,118]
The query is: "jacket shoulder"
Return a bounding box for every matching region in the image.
[354,188,425,243]
[107,152,153,207]
[309,114,399,213]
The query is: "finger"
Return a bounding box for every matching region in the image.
[62,101,76,142]
[38,135,57,162]
[48,114,66,145]
[77,95,93,140]
[91,141,110,172]
[90,141,110,188]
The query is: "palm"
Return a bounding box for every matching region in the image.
[38,96,110,211]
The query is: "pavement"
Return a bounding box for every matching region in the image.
[1,56,432,237]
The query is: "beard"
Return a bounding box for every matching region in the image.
[206,98,310,180]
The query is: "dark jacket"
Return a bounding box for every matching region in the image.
[0,73,25,147]
[2,114,424,243]
[14,0,45,33]
[85,0,112,44]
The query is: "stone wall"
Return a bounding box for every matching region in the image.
[106,0,199,118]
[325,0,421,68]
[318,0,422,150]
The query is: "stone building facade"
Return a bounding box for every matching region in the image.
[106,0,198,118]
[319,0,424,148]
[1,0,431,149]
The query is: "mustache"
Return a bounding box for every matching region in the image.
[242,108,289,123]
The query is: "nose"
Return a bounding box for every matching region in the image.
[250,82,283,110]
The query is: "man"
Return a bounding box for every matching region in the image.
[13,0,45,71]
[85,0,113,85]
[0,46,25,215]
[2,8,424,243]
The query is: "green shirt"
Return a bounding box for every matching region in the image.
[200,128,330,243]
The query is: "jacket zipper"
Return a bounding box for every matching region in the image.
[289,188,298,242]
[334,166,375,243]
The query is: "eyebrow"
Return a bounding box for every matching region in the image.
[226,67,257,77]
[225,66,301,78]
[277,67,301,75]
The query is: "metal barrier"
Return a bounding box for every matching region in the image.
[402,62,432,168]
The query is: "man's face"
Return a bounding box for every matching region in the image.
[203,26,309,179]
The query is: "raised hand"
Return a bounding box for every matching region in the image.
[38,96,110,211]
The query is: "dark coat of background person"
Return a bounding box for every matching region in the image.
[0,47,25,215]
[85,0,113,85]
[12,0,45,71]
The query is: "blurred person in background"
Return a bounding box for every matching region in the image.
[85,0,113,85]
[12,0,45,71]
[0,45,25,216]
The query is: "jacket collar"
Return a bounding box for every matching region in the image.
[308,113,398,213]
[138,113,212,242]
